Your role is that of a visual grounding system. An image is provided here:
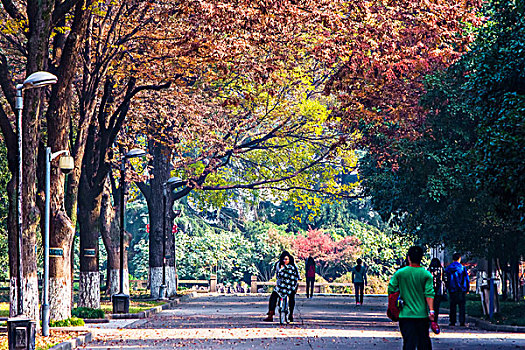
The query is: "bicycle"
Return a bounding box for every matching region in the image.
[278,293,289,325]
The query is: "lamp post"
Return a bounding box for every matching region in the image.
[159,177,183,299]
[9,71,57,349]
[112,148,146,314]
[172,209,181,293]
[42,148,73,336]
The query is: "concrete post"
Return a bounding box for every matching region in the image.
[250,275,258,294]
[210,274,217,293]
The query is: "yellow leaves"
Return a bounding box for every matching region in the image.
[1,16,26,35]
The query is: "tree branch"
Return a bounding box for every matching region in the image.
[0,0,25,23]
[0,52,17,113]
[201,145,336,191]
[135,180,151,202]
[107,80,172,146]
[0,103,17,168]
[52,0,83,25]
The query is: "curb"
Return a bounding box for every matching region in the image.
[49,331,92,350]
[473,318,525,333]
[82,318,109,324]
[441,308,525,333]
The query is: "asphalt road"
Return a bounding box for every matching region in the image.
[85,294,525,349]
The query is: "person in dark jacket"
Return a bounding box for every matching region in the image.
[352,258,367,305]
[305,256,316,298]
[445,253,470,326]
[263,251,300,322]
[428,258,445,323]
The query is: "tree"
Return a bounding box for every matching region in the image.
[327,0,482,157]
[74,2,175,307]
[360,0,525,300]
[123,0,358,297]
[0,0,95,320]
[0,141,9,281]
[289,228,360,279]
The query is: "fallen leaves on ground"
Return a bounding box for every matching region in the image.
[0,330,85,350]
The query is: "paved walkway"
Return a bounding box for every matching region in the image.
[86,295,525,349]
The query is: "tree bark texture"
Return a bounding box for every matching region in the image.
[100,180,129,296]
[143,141,177,298]
[78,271,100,309]
[149,267,163,299]
[11,0,58,320]
[44,0,93,320]
[77,188,102,308]
[7,178,18,317]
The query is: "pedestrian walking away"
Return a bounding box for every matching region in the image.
[445,252,470,327]
[263,251,300,323]
[305,256,316,298]
[388,246,435,350]
[428,258,445,323]
[352,258,367,305]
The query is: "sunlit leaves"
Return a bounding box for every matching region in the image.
[329,0,483,158]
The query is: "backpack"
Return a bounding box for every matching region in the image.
[387,292,401,322]
[307,264,315,277]
[448,266,466,292]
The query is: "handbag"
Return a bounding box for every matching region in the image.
[387,291,402,321]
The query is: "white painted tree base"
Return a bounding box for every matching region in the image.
[9,277,17,317]
[150,266,176,299]
[165,266,177,297]
[10,276,39,320]
[50,277,71,321]
[78,271,100,309]
[108,269,129,296]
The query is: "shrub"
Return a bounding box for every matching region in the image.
[72,307,105,319]
[332,273,388,294]
[49,317,85,327]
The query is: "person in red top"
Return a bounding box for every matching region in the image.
[305,256,316,298]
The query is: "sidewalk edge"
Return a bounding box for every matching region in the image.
[48,331,92,350]
[441,307,525,333]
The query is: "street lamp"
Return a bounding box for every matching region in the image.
[113,148,147,314]
[42,148,73,336]
[9,71,57,348]
[159,177,184,299]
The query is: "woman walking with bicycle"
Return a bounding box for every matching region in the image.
[263,251,300,323]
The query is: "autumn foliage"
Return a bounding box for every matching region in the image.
[288,228,360,277]
[326,0,483,159]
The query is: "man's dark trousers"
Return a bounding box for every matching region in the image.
[399,318,432,350]
[449,291,466,325]
[354,282,364,304]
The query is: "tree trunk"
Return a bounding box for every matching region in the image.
[13,0,58,320]
[17,92,43,322]
[7,177,17,317]
[77,188,102,309]
[42,0,93,320]
[510,257,520,302]
[100,180,129,296]
[144,142,174,299]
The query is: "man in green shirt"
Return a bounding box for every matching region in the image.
[388,246,435,350]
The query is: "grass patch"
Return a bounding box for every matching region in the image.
[0,303,8,317]
[49,317,85,327]
[72,307,105,319]
[99,300,165,314]
[441,293,525,326]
